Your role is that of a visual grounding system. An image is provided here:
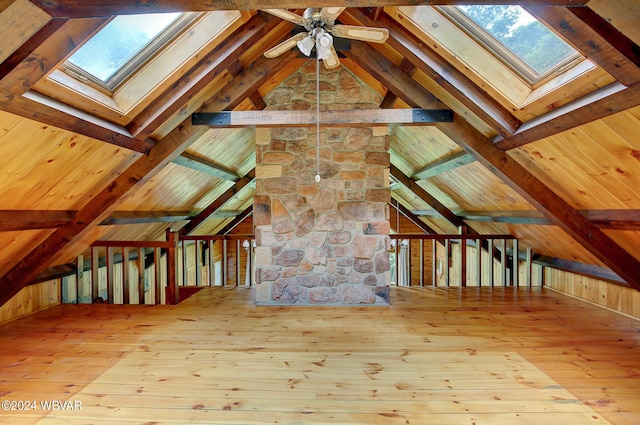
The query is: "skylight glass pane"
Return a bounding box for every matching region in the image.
[68,13,181,83]
[457,5,576,75]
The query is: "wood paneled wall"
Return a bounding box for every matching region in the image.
[544,268,640,319]
[0,279,60,324]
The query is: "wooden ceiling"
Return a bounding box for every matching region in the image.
[1,0,639,305]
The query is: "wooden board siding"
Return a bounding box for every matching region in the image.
[0,279,59,325]
[545,267,640,320]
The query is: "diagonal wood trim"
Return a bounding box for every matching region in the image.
[173,151,239,181]
[412,150,475,180]
[217,204,254,235]
[343,8,520,137]
[0,52,294,307]
[29,1,590,18]
[126,13,279,139]
[0,90,155,153]
[192,109,453,127]
[390,164,474,234]
[439,116,640,291]
[493,83,640,150]
[0,210,74,231]
[179,169,255,237]
[391,199,437,234]
[534,255,626,285]
[101,211,196,225]
[525,6,640,86]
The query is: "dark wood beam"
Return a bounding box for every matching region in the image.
[0,51,294,307]
[192,108,453,128]
[0,210,74,231]
[101,211,196,225]
[379,91,399,109]
[29,1,590,18]
[218,204,254,235]
[126,13,279,139]
[534,255,627,286]
[179,169,255,236]
[412,150,475,180]
[0,17,105,93]
[493,82,640,150]
[173,151,239,181]
[439,116,640,291]
[525,5,640,86]
[249,91,267,111]
[391,199,438,234]
[390,164,474,233]
[343,8,520,138]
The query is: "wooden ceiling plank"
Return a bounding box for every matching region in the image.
[0,17,106,93]
[172,151,239,181]
[412,150,475,180]
[343,8,521,138]
[493,82,640,150]
[0,90,155,153]
[179,169,255,236]
[525,5,640,86]
[0,52,294,306]
[0,210,74,231]
[28,2,590,18]
[192,108,453,127]
[127,13,278,139]
[438,116,640,291]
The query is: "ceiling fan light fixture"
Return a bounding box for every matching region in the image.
[297,36,315,57]
[316,32,333,60]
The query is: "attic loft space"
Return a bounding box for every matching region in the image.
[33,10,245,125]
[393,5,607,112]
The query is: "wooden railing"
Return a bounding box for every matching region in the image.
[390,234,537,287]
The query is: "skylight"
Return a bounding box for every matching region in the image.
[442,5,580,84]
[67,13,186,89]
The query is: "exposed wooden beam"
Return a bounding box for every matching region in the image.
[343,8,520,138]
[390,164,474,233]
[0,52,294,307]
[126,13,279,139]
[412,150,475,180]
[173,151,239,181]
[179,169,256,236]
[493,82,640,150]
[218,205,254,235]
[29,1,590,18]
[379,91,399,109]
[249,91,267,111]
[526,5,640,86]
[440,116,640,291]
[534,255,626,286]
[0,17,105,93]
[101,211,196,225]
[0,90,155,153]
[0,210,74,231]
[192,108,453,128]
[391,199,438,234]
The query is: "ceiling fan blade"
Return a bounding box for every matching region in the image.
[323,46,341,69]
[264,32,307,58]
[263,9,307,26]
[320,7,345,22]
[331,25,389,43]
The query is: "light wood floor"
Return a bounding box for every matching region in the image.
[0,286,639,424]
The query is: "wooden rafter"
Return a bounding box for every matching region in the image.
[412,150,475,180]
[525,6,640,86]
[126,13,280,139]
[178,169,256,237]
[0,210,74,231]
[343,8,520,138]
[192,108,453,128]
[218,205,254,235]
[28,1,590,18]
[101,211,196,225]
[0,51,296,306]
[390,199,438,234]
[173,151,239,181]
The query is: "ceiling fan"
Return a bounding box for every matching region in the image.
[263,8,389,69]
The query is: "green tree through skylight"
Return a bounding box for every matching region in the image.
[458,5,575,75]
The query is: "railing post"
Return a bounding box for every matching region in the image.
[166,229,178,305]
[501,239,507,287]
[122,247,130,304]
[222,238,228,287]
[488,239,494,287]
[512,238,519,287]
[138,248,145,304]
[195,240,202,286]
[419,239,424,287]
[106,246,114,304]
[91,246,99,303]
[475,238,481,287]
[76,255,83,304]
[445,239,451,287]
[526,247,533,287]
[431,240,437,287]
[154,247,162,305]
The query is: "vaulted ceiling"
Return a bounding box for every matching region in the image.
[1,0,639,306]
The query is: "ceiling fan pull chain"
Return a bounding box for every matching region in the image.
[315,53,321,184]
